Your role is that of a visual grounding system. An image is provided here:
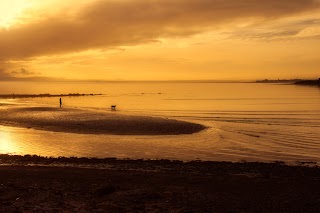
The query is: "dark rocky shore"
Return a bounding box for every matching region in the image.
[0,155,320,212]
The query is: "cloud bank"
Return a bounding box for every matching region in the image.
[0,0,319,61]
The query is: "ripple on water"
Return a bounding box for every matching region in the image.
[1,106,320,163]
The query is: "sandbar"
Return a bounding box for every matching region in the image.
[0,107,205,135]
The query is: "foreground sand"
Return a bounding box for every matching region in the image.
[0,107,205,135]
[0,155,320,212]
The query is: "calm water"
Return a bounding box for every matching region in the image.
[1,82,320,162]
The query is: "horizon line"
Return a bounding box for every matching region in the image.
[0,78,315,83]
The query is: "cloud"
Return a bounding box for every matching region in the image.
[9,68,38,76]
[0,66,65,81]
[230,30,301,40]
[229,18,320,40]
[0,68,10,79]
[0,0,319,61]
[0,66,40,80]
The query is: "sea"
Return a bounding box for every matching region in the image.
[0,81,319,163]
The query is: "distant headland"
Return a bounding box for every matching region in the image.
[256,79,302,83]
[294,79,320,86]
[256,78,320,86]
[0,93,103,99]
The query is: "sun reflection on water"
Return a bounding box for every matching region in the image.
[0,126,18,154]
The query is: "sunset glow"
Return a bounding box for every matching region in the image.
[1,0,320,81]
[1,2,320,211]
[0,0,32,28]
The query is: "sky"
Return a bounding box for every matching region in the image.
[0,0,320,81]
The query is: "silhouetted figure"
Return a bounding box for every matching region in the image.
[111,105,116,110]
[60,98,62,108]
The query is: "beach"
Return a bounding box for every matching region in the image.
[1,155,320,212]
[1,82,320,212]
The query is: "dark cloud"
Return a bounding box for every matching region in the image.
[0,0,319,60]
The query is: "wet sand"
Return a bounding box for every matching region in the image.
[0,155,319,212]
[0,107,205,135]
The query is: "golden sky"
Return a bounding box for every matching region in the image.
[0,0,320,81]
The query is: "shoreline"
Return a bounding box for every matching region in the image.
[0,154,319,168]
[0,154,319,212]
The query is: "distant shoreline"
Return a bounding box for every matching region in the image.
[0,93,103,99]
[256,79,320,86]
[294,80,320,86]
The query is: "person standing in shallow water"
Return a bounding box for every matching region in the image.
[59,98,62,108]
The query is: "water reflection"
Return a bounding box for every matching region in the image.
[0,126,18,154]
[1,83,320,163]
[1,117,319,163]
